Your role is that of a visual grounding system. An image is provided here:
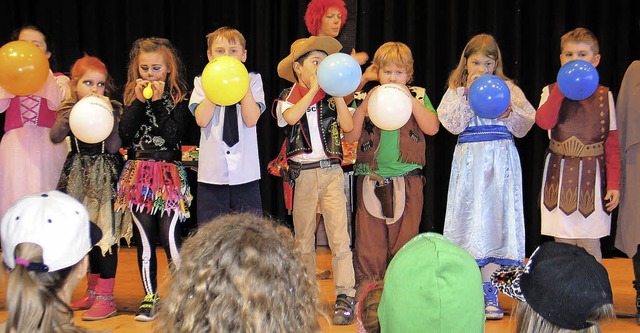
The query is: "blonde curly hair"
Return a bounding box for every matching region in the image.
[157,214,322,333]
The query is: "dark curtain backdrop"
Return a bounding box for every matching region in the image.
[1,0,639,257]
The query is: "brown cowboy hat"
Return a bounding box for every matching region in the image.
[277,36,342,83]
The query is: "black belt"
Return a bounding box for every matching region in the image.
[289,158,341,170]
[71,141,105,155]
[132,149,181,162]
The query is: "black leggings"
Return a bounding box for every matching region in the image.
[131,211,182,295]
[88,245,118,279]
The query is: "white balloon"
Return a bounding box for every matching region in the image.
[69,96,114,144]
[367,84,412,131]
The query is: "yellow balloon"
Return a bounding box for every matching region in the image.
[201,56,249,106]
[143,83,153,99]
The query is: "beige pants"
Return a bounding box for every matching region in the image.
[555,237,602,262]
[293,164,355,297]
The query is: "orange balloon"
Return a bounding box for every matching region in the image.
[0,41,50,96]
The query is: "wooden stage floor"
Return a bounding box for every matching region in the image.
[0,246,638,332]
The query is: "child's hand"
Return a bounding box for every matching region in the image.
[350,49,369,66]
[465,73,482,91]
[309,72,319,91]
[604,190,620,212]
[359,86,378,114]
[496,104,513,120]
[150,81,165,101]
[362,65,378,84]
[135,79,149,102]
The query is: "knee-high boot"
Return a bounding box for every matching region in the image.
[82,278,117,321]
[70,273,99,310]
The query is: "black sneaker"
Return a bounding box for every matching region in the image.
[134,294,159,322]
[333,293,355,325]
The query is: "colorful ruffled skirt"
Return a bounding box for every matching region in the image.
[58,152,131,255]
[115,159,191,221]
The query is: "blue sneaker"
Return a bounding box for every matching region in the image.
[483,282,504,320]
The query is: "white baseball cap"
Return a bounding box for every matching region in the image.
[1,191,102,272]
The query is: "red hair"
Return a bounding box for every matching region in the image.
[304,0,348,36]
[71,55,107,78]
[69,55,114,97]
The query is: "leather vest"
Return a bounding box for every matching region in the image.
[543,84,609,217]
[282,88,343,160]
[355,86,427,172]
[355,115,426,173]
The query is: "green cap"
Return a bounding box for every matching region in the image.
[379,233,485,333]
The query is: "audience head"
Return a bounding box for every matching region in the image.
[492,242,615,333]
[1,191,101,333]
[157,213,322,333]
[378,233,485,333]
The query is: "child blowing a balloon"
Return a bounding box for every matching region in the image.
[437,33,535,320]
[0,25,70,219]
[275,35,356,325]
[536,27,620,263]
[116,37,192,322]
[188,26,264,225]
[49,55,128,321]
[343,41,439,299]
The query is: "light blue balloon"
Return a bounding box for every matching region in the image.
[317,53,362,97]
[557,60,599,100]
[468,74,511,119]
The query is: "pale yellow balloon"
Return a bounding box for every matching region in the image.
[143,83,153,99]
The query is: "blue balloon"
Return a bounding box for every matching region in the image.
[317,53,362,97]
[468,74,511,119]
[556,60,599,100]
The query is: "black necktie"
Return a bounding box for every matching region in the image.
[222,104,239,147]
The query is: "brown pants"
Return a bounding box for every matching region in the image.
[353,174,424,297]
